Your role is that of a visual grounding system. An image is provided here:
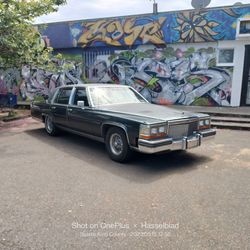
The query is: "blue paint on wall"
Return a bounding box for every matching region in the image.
[39,22,72,49]
[39,5,250,49]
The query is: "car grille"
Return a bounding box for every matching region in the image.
[168,120,198,140]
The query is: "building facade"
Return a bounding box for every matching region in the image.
[1,4,250,106]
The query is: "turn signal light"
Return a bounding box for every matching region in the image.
[139,124,167,139]
[198,118,211,130]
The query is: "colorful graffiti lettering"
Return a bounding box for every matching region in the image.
[40,6,250,49]
[77,17,166,47]
[0,47,233,106]
[88,46,232,106]
[0,58,83,101]
[20,59,83,100]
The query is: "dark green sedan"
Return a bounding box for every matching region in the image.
[31,84,216,162]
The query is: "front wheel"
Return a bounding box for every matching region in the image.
[45,115,58,136]
[105,127,132,163]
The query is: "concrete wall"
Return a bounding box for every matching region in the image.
[1,5,250,106]
[220,40,250,106]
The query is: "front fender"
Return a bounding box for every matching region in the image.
[101,122,131,146]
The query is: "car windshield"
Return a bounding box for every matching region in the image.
[89,86,147,106]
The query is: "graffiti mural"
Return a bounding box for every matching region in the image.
[88,46,232,106]
[77,17,166,47]
[0,68,21,96]
[20,58,83,100]
[0,46,233,106]
[40,5,250,49]
[175,12,219,43]
[4,5,250,106]
[0,56,83,101]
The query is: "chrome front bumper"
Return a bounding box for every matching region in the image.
[137,129,216,154]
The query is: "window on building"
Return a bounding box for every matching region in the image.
[217,48,234,66]
[240,20,250,34]
[237,18,250,38]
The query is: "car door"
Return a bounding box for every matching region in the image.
[67,87,102,136]
[51,87,73,127]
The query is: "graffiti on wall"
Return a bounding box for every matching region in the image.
[0,56,83,101]
[0,68,21,96]
[40,6,250,49]
[20,60,83,100]
[76,17,166,47]
[0,47,233,106]
[175,12,219,43]
[88,46,232,106]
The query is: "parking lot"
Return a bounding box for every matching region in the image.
[0,118,250,249]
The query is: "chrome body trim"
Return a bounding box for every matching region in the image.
[137,128,216,154]
[57,125,104,143]
[101,122,131,145]
[168,117,199,125]
[199,129,217,141]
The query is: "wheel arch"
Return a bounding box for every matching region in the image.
[41,113,46,123]
[42,112,54,123]
[101,122,131,146]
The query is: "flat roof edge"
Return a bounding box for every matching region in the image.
[35,3,250,26]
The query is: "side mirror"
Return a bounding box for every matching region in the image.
[77,100,85,108]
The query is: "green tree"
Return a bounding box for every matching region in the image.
[0,0,66,70]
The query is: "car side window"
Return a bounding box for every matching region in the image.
[55,88,72,105]
[73,88,89,107]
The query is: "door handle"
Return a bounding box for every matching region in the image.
[68,108,73,112]
[51,106,56,110]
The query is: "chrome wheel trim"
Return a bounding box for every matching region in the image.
[45,116,53,134]
[110,133,124,156]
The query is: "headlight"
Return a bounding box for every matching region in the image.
[151,127,158,134]
[140,124,167,139]
[199,118,211,130]
[139,125,151,137]
[159,126,166,133]
[199,120,204,127]
[205,119,210,126]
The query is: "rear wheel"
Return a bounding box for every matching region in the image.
[45,115,58,136]
[105,127,132,163]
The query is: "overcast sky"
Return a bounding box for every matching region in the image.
[36,0,250,23]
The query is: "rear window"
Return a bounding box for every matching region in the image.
[55,88,72,105]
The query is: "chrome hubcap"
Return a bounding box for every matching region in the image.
[110,133,123,156]
[46,116,53,133]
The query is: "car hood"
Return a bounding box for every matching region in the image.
[98,103,206,123]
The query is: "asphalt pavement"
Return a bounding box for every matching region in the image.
[0,118,250,250]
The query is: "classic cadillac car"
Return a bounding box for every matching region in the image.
[31,84,216,162]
